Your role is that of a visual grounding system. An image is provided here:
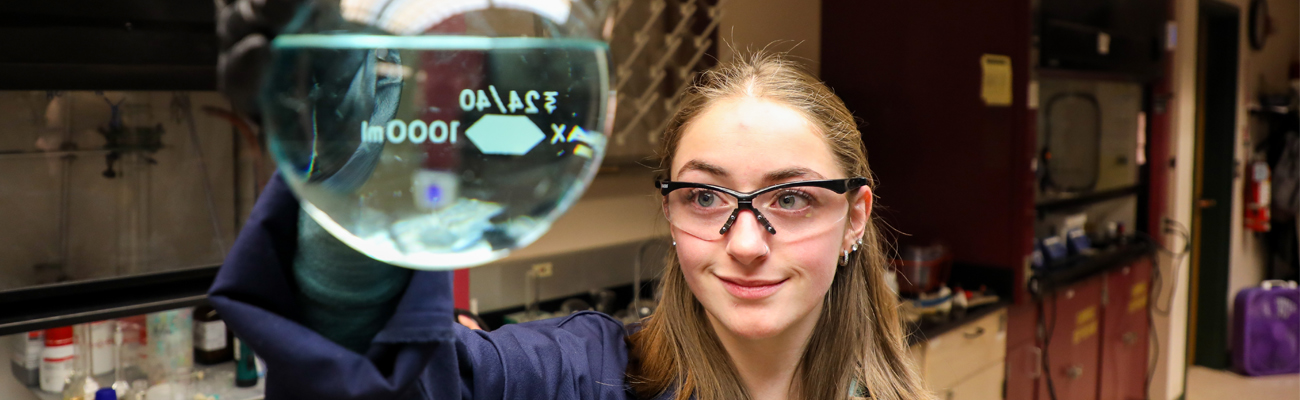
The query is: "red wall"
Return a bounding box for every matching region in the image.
[821,0,1035,280]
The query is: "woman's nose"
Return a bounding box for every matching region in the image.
[724,209,770,266]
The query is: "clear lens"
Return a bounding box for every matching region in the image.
[261,3,612,270]
[664,185,850,241]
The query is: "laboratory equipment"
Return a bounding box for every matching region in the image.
[110,322,129,398]
[11,331,42,387]
[61,324,100,400]
[40,327,74,393]
[192,305,231,365]
[260,0,615,269]
[145,309,193,380]
[233,337,257,388]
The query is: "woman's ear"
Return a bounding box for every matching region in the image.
[843,185,872,250]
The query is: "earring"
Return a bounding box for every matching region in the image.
[851,243,859,252]
[839,250,850,266]
[672,241,676,246]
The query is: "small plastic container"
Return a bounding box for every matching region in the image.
[10,331,42,387]
[890,244,952,295]
[38,326,74,393]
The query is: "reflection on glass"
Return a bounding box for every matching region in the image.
[1036,79,1143,202]
[0,91,249,292]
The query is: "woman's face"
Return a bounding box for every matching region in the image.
[670,96,871,340]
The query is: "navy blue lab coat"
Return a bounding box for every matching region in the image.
[208,175,647,400]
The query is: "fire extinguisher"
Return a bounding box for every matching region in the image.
[1246,159,1271,232]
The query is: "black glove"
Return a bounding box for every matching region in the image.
[219,0,412,353]
[217,0,307,118]
[219,0,403,191]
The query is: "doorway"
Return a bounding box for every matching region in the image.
[1188,0,1239,371]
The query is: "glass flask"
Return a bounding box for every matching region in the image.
[261,0,615,270]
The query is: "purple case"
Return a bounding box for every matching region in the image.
[1232,280,1300,376]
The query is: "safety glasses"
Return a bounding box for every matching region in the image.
[656,177,867,241]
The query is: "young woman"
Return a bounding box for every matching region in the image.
[209,51,931,400]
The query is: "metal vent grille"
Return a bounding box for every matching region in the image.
[604,0,723,165]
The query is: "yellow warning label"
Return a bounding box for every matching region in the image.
[1129,296,1148,314]
[1132,282,1148,297]
[1072,306,1099,344]
[980,54,1013,106]
[1129,283,1149,313]
[1076,306,1097,325]
[1073,321,1098,344]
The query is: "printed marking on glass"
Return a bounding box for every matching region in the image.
[361,120,460,144]
[464,114,546,155]
[459,88,559,114]
[550,124,595,159]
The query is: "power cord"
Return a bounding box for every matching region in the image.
[1141,219,1193,316]
[1133,218,1192,393]
[1036,293,1060,400]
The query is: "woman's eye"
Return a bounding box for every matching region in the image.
[776,192,811,210]
[694,191,717,207]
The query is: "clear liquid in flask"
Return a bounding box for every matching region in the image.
[262,35,611,269]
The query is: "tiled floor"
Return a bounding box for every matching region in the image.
[1185,366,1299,400]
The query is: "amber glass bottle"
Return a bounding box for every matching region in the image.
[192,305,232,365]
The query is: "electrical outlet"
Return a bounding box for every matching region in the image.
[532,262,553,278]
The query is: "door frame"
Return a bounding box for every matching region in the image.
[1187,0,1240,371]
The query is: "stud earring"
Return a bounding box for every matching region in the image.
[851,243,859,252]
[672,241,676,246]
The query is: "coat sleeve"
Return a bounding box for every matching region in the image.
[208,175,632,400]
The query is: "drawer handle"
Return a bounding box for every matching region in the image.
[1065,365,1084,379]
[962,326,986,339]
[1030,347,1042,378]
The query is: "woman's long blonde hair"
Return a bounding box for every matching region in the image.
[626,50,932,400]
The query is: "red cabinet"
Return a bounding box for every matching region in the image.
[1037,276,1104,400]
[1005,342,1041,400]
[1003,258,1153,400]
[1099,260,1152,400]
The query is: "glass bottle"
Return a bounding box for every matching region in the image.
[62,324,99,400]
[192,305,232,365]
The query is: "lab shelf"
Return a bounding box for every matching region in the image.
[1036,67,1154,84]
[0,265,218,337]
[1028,241,1153,296]
[29,360,265,400]
[1034,185,1142,214]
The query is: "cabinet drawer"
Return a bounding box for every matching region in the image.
[923,309,1008,390]
[939,361,1005,400]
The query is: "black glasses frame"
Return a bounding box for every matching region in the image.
[654,177,868,235]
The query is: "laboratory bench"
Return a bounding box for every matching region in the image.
[1028,240,1155,297]
[906,301,1011,347]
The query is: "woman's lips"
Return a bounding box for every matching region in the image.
[718,276,788,300]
